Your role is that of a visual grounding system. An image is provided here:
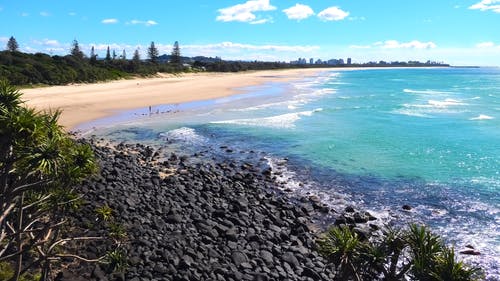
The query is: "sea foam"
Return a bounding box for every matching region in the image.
[470,114,494,120]
[211,108,323,128]
[403,89,454,95]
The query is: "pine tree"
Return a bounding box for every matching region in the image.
[90,46,97,64]
[70,39,84,59]
[6,36,19,52]
[133,49,140,62]
[105,46,111,61]
[171,41,181,67]
[147,41,159,64]
[112,50,117,60]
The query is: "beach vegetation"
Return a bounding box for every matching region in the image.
[0,81,126,280]
[317,223,483,281]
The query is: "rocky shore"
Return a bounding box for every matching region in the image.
[59,138,379,281]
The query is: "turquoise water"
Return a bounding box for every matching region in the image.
[87,68,500,278]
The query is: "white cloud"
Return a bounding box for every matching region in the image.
[476,42,495,48]
[184,41,319,53]
[216,0,276,24]
[127,19,158,26]
[317,7,349,21]
[0,37,8,44]
[40,11,50,17]
[68,12,76,16]
[249,18,272,24]
[469,0,500,13]
[350,40,437,50]
[380,40,436,49]
[283,4,314,20]
[102,18,119,24]
[21,12,29,17]
[33,38,61,47]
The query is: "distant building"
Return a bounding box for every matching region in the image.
[310,58,314,64]
[347,58,352,65]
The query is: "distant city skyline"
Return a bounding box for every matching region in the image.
[0,0,499,66]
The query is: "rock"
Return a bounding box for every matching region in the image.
[91,265,108,281]
[282,252,300,268]
[302,267,322,280]
[459,249,481,256]
[179,255,195,268]
[260,250,274,264]
[71,139,341,281]
[231,251,249,266]
[345,206,355,213]
[402,204,412,211]
[166,214,182,223]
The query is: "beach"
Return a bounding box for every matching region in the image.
[21,68,329,130]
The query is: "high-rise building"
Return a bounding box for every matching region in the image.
[347,58,352,65]
[310,58,314,64]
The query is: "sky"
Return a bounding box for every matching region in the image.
[0,0,499,66]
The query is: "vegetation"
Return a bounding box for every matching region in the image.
[317,224,483,281]
[147,41,159,64]
[6,37,19,53]
[170,41,182,69]
[1,37,450,86]
[0,81,125,280]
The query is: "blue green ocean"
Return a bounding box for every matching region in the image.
[84,67,500,278]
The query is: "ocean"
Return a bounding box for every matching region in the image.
[83,67,500,279]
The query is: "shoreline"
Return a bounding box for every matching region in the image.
[21,68,332,130]
[21,66,443,130]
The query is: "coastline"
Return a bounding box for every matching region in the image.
[21,68,333,130]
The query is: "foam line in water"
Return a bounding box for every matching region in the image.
[211,108,323,128]
[403,89,454,95]
[470,114,494,120]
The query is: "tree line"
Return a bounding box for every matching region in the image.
[2,36,448,86]
[1,37,185,86]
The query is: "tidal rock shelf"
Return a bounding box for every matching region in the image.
[65,139,376,281]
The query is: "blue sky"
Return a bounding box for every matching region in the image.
[0,0,499,66]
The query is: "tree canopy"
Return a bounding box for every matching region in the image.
[170,41,181,66]
[70,39,84,60]
[6,37,18,52]
[147,41,159,64]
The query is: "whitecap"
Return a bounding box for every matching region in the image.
[211,108,322,129]
[428,98,466,107]
[403,89,454,95]
[392,109,432,118]
[469,114,494,120]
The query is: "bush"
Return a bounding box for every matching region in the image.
[317,224,483,281]
[0,80,125,281]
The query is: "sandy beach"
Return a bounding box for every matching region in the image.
[21,68,329,130]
